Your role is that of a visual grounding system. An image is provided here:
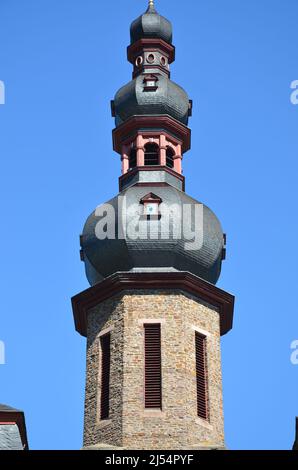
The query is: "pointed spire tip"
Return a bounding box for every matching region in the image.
[147,0,156,13]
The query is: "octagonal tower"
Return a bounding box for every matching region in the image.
[72,0,235,450]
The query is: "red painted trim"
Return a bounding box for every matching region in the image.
[127,39,175,64]
[0,422,16,425]
[113,116,191,154]
[140,193,163,204]
[71,272,234,338]
[121,130,183,149]
[134,182,184,190]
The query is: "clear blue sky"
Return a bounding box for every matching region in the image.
[0,0,297,450]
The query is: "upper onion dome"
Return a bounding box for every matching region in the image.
[113,74,190,127]
[130,1,173,45]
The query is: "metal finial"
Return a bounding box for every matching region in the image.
[147,0,156,12]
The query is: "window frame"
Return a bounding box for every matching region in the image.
[143,323,162,410]
[100,332,111,420]
[195,331,210,421]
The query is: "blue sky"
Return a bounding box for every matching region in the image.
[0,0,297,450]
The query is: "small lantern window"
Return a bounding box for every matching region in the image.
[140,193,162,220]
[143,74,158,92]
[147,53,155,64]
[135,56,143,67]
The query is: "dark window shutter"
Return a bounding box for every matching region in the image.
[129,148,137,169]
[144,324,162,409]
[100,333,111,420]
[166,147,175,169]
[144,143,159,166]
[195,332,209,420]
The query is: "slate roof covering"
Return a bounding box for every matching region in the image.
[81,184,225,286]
[0,404,29,450]
[82,3,224,289]
[113,2,187,128]
[113,74,190,127]
[0,404,22,412]
[130,2,173,45]
[0,424,23,451]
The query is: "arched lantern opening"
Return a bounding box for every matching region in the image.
[144,143,159,166]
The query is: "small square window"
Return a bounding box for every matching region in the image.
[140,193,162,220]
[143,74,158,92]
[144,202,159,217]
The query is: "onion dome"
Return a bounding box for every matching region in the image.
[130,1,173,45]
[81,185,225,287]
[113,74,190,127]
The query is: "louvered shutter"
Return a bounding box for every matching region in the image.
[144,324,162,409]
[195,332,209,420]
[100,333,111,420]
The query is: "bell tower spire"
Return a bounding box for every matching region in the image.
[72,1,235,452]
[111,0,191,191]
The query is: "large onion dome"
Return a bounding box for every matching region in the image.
[81,185,225,286]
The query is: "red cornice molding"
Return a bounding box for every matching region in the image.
[113,115,191,154]
[123,130,183,148]
[127,38,176,64]
[140,192,162,204]
[0,411,29,450]
[72,272,234,338]
[134,182,184,190]
[119,166,185,192]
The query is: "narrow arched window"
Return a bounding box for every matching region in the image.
[166,147,175,169]
[144,143,159,166]
[129,148,137,169]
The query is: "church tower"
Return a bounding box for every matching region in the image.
[72,1,234,450]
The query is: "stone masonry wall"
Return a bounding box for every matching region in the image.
[83,295,125,448]
[83,290,224,450]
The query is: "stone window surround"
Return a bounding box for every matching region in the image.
[96,325,114,426]
[98,325,114,338]
[190,324,212,338]
[140,319,165,416]
[191,325,213,430]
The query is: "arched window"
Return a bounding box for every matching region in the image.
[144,143,159,166]
[129,148,137,169]
[166,146,175,169]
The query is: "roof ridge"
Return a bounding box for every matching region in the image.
[0,404,22,412]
